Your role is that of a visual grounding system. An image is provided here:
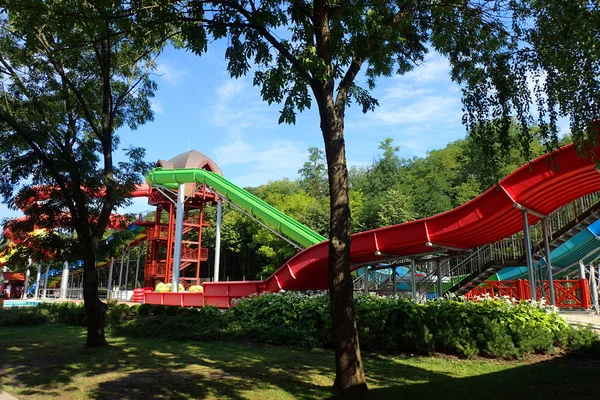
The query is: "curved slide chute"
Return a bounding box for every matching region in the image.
[145,169,325,248]
[146,142,600,293]
[2,184,153,265]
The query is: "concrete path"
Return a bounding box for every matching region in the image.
[560,311,600,332]
[0,391,18,400]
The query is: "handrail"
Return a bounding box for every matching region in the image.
[421,192,600,297]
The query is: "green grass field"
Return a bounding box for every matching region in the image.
[0,325,598,399]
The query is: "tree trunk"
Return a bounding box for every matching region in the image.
[318,93,368,396]
[82,243,108,348]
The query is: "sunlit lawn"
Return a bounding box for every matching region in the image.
[0,325,598,399]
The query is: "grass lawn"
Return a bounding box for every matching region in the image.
[0,325,598,399]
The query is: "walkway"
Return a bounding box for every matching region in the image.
[560,311,600,333]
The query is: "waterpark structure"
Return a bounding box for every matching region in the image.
[3,141,600,310]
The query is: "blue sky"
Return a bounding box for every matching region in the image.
[0,44,569,219]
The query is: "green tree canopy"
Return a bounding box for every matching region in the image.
[0,0,169,346]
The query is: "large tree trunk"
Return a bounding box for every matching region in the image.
[318,93,368,396]
[82,243,108,347]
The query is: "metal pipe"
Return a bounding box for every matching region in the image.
[522,210,536,300]
[43,264,49,299]
[171,183,186,292]
[437,260,443,297]
[118,253,124,298]
[213,197,223,282]
[134,241,143,289]
[542,219,556,305]
[579,260,586,280]
[589,264,599,313]
[107,258,114,300]
[124,246,131,292]
[60,261,69,300]
[24,261,31,299]
[411,259,417,302]
[34,263,42,299]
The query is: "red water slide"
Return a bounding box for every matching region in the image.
[2,184,152,245]
[254,142,600,292]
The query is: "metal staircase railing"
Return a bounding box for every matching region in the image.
[418,192,600,297]
[353,268,395,292]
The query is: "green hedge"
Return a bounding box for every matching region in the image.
[1,293,598,359]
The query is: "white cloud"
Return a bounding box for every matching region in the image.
[405,54,452,84]
[155,61,188,85]
[342,52,466,158]
[210,78,275,134]
[150,99,164,114]
[206,77,309,186]
[374,96,460,125]
[215,135,306,185]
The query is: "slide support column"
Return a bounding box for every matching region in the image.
[522,210,536,300]
[542,219,556,305]
[213,197,222,282]
[24,260,31,299]
[107,259,114,300]
[579,260,586,280]
[590,264,599,313]
[134,241,143,288]
[124,246,131,293]
[411,259,417,302]
[437,260,443,298]
[34,263,42,299]
[60,261,69,300]
[172,183,185,291]
[43,264,50,299]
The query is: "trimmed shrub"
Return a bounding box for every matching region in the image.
[4,294,597,360]
[0,308,48,327]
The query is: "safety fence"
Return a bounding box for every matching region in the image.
[464,279,592,309]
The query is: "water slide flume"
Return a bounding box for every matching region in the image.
[2,184,152,263]
[145,168,325,249]
[146,142,600,307]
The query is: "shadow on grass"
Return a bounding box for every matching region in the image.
[1,326,337,399]
[366,356,600,400]
[2,326,599,399]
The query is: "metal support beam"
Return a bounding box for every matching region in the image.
[541,219,556,306]
[514,203,546,219]
[392,267,397,295]
[24,264,31,299]
[134,241,143,289]
[107,258,114,300]
[34,263,42,300]
[579,260,586,280]
[171,183,186,292]
[522,210,537,300]
[124,246,131,292]
[118,253,124,296]
[425,242,469,253]
[364,267,369,294]
[589,263,599,313]
[437,260,443,298]
[213,197,223,282]
[42,264,49,299]
[60,261,69,300]
[411,259,417,302]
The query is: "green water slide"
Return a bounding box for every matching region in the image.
[145,168,326,248]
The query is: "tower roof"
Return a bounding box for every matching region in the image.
[157,150,223,176]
